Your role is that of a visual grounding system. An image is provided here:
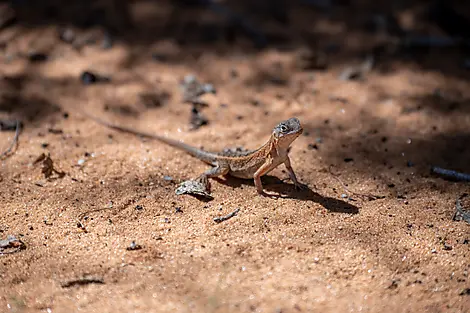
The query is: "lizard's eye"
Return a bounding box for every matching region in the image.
[280,125,288,133]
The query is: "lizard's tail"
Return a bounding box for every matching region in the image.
[81,111,218,165]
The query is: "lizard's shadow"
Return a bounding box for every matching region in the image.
[214,175,359,214]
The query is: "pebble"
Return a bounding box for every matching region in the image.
[80,71,97,85]
[28,52,48,63]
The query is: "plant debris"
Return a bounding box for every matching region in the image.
[0,119,21,159]
[454,194,470,224]
[33,153,66,179]
[213,208,240,223]
[189,106,209,131]
[176,179,213,200]
[61,276,105,288]
[0,235,26,255]
[180,74,216,104]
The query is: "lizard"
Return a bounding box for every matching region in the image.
[83,113,306,196]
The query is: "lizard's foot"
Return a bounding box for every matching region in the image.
[196,175,211,192]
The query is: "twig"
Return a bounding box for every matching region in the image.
[61,277,105,288]
[431,166,470,182]
[0,120,20,159]
[328,166,382,201]
[213,208,240,223]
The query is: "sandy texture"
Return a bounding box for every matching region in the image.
[1,1,469,312]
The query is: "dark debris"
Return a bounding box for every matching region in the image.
[0,235,26,255]
[126,241,143,251]
[175,179,213,201]
[213,208,240,223]
[61,276,105,288]
[189,106,209,131]
[180,74,216,104]
[454,194,470,224]
[33,153,66,180]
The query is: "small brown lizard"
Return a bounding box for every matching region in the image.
[84,113,306,195]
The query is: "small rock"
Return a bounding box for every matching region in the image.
[0,119,21,131]
[307,143,318,150]
[28,52,48,63]
[80,71,97,85]
[126,241,142,251]
[80,71,109,85]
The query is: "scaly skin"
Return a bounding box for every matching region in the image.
[84,113,305,195]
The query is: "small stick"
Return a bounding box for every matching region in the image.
[213,208,240,223]
[0,120,20,159]
[61,277,105,288]
[431,166,470,182]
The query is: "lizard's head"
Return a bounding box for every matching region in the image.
[272,117,303,147]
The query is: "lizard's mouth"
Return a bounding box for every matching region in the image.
[289,128,303,137]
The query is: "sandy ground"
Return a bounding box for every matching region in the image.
[0,1,469,312]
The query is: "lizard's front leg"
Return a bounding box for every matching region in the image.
[253,158,274,195]
[284,157,307,190]
[196,162,230,190]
